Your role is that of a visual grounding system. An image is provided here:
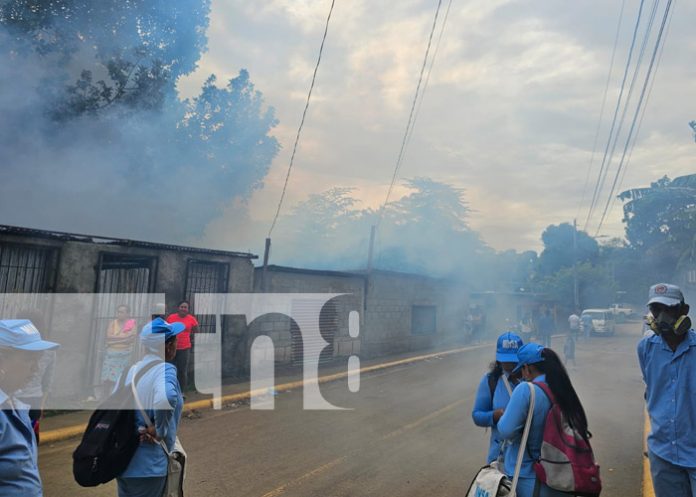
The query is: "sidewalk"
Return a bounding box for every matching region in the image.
[40,339,494,445]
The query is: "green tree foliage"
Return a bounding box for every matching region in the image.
[537,223,599,276]
[0,0,279,239]
[275,178,491,279]
[618,174,696,281]
[537,263,616,310]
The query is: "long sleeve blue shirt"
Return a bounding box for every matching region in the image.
[120,355,183,478]
[496,375,552,480]
[638,329,696,468]
[471,372,517,463]
[0,389,42,497]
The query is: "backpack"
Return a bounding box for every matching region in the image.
[532,382,602,497]
[72,360,163,487]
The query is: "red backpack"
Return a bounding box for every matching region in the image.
[533,382,602,496]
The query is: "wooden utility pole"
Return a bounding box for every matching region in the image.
[367,225,376,272]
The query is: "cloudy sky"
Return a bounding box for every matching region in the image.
[179,0,695,253]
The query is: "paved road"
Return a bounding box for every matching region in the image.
[39,324,645,497]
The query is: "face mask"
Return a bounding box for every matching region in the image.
[646,309,692,336]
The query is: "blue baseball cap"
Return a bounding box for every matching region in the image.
[496,332,523,362]
[0,319,60,351]
[511,343,545,374]
[140,318,185,348]
[647,283,684,307]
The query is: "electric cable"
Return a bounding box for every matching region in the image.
[376,0,444,230]
[268,0,337,237]
[595,0,674,235]
[583,0,646,231]
[576,0,626,221]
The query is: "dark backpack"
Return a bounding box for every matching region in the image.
[72,360,162,487]
[533,382,602,497]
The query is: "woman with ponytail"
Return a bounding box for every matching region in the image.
[497,343,590,497]
[471,332,523,464]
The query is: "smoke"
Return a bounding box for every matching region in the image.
[0,1,278,243]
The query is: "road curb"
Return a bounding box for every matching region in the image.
[41,341,492,445]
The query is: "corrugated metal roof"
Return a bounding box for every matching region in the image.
[0,224,257,259]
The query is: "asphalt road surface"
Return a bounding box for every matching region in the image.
[39,324,645,497]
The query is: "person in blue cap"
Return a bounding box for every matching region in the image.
[471,331,524,464]
[497,343,590,497]
[0,319,59,497]
[116,317,185,497]
[638,283,696,497]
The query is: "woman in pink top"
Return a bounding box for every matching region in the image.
[166,300,199,392]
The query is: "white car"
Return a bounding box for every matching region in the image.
[608,303,636,321]
[581,309,616,336]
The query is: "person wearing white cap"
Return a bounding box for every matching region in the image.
[116,317,186,497]
[471,331,523,465]
[638,283,696,497]
[0,319,59,497]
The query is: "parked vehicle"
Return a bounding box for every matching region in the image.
[608,303,636,322]
[581,309,616,336]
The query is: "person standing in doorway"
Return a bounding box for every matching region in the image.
[166,301,199,393]
[638,283,696,497]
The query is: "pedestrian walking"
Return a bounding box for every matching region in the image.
[166,301,199,393]
[568,311,580,340]
[563,332,576,367]
[497,343,593,497]
[0,319,59,497]
[638,283,696,497]
[537,310,554,348]
[581,312,593,339]
[471,332,524,464]
[100,305,137,399]
[116,317,185,497]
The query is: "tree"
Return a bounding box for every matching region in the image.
[0,0,279,240]
[537,223,599,276]
[618,174,696,281]
[537,263,616,310]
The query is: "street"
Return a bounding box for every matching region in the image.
[39,324,646,497]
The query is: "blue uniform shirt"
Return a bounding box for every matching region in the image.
[472,372,517,463]
[0,389,42,497]
[638,329,696,468]
[497,375,553,480]
[120,355,183,478]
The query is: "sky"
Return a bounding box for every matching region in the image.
[178,0,696,253]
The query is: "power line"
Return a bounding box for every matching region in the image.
[376,0,444,229]
[605,0,675,223]
[583,0,646,231]
[576,0,626,221]
[403,0,455,154]
[595,0,675,235]
[268,0,337,237]
[588,0,659,231]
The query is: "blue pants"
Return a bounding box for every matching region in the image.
[649,451,696,497]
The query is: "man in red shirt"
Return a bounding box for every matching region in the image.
[166,300,199,393]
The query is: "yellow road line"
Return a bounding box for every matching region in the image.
[259,457,347,497]
[41,343,489,445]
[643,411,655,497]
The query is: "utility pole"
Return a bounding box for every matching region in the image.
[261,237,271,292]
[573,219,579,312]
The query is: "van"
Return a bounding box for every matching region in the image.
[581,309,616,336]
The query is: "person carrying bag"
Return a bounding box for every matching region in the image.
[466,382,536,497]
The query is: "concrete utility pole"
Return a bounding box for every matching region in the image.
[261,237,271,292]
[367,225,376,272]
[573,219,579,311]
